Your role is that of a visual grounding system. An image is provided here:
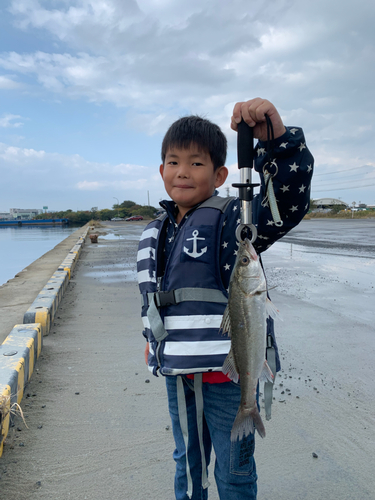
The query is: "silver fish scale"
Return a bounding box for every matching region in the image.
[221,239,269,439]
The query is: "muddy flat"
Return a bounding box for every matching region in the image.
[1,219,374,500]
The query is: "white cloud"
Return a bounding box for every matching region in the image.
[0,141,165,208]
[0,75,22,89]
[2,0,375,205]
[0,114,24,128]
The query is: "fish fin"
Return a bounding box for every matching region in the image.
[222,349,239,383]
[219,305,231,337]
[259,360,274,384]
[266,297,282,321]
[230,405,266,442]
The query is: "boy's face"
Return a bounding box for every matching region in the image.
[159,144,228,221]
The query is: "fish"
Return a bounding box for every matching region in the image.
[220,238,275,441]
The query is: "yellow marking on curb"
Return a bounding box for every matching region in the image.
[35,310,50,336]
[0,385,11,456]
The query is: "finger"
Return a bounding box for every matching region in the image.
[230,116,239,131]
[232,101,245,124]
[240,102,256,127]
[248,99,270,124]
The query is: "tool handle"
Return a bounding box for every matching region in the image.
[237,120,254,169]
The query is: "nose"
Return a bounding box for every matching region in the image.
[177,162,190,178]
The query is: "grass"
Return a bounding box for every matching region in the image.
[305,210,375,220]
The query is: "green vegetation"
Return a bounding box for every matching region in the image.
[34,200,159,223]
[305,208,375,219]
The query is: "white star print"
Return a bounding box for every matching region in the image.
[290,206,298,212]
[289,162,299,172]
[299,184,306,193]
[266,220,274,226]
[307,164,313,173]
[258,235,269,240]
[280,142,288,148]
[280,185,290,193]
[257,148,266,156]
[234,249,238,256]
[222,241,228,249]
[290,128,298,135]
[224,263,231,271]
[236,218,241,224]
[168,237,174,243]
[298,142,306,152]
[223,220,226,226]
[305,203,309,210]
[233,205,238,211]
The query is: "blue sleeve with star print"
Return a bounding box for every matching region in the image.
[220,126,313,288]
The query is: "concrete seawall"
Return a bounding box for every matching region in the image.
[0,224,90,456]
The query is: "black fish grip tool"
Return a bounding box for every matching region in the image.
[233,120,259,243]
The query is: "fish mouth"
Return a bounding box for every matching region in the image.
[243,239,258,261]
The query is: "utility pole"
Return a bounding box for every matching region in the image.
[113,197,120,218]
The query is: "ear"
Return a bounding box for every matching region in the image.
[214,166,229,188]
[159,164,164,179]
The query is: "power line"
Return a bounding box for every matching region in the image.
[314,165,373,176]
[313,176,375,188]
[314,170,373,182]
[313,182,375,192]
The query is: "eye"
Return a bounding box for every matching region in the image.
[241,256,249,265]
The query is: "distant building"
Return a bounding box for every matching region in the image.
[0,212,11,220]
[313,198,349,209]
[10,208,43,220]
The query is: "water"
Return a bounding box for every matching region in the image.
[0,225,79,286]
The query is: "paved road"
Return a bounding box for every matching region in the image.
[1,219,374,499]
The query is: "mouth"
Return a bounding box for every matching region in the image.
[174,184,194,189]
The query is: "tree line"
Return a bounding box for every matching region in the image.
[34,200,159,224]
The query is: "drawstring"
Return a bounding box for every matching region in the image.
[176,376,193,498]
[176,374,210,499]
[194,374,210,490]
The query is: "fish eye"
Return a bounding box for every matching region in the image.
[241,256,249,265]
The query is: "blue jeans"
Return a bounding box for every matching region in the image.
[165,376,257,500]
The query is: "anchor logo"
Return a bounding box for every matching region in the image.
[183,230,207,259]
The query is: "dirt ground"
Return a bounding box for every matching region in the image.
[0,219,374,500]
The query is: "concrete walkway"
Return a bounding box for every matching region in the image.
[0,219,374,500]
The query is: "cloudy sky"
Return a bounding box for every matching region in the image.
[1,0,374,212]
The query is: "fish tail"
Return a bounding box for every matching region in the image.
[230,405,266,442]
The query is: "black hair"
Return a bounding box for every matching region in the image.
[161,115,227,171]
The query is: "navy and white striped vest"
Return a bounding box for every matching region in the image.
[137,197,233,376]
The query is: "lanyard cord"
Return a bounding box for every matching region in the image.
[261,115,283,227]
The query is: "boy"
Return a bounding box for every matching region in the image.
[137,98,314,499]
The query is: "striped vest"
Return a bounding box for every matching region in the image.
[137,197,233,376]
